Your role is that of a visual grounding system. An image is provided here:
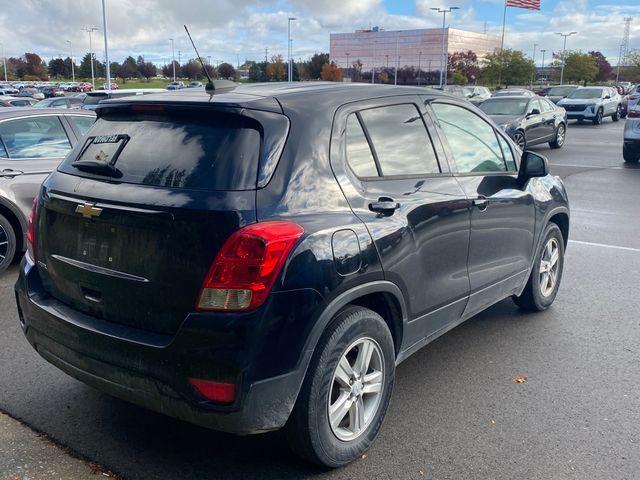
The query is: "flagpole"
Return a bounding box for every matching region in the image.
[501,0,507,50]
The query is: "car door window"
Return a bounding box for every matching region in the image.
[67,115,96,136]
[529,99,542,114]
[358,104,440,176]
[431,103,507,173]
[52,99,67,108]
[540,99,555,113]
[345,113,379,177]
[0,116,72,158]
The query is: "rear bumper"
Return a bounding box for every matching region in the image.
[15,255,323,435]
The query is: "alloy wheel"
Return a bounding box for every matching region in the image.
[0,223,8,264]
[556,125,565,146]
[328,337,385,442]
[539,238,560,297]
[513,132,526,149]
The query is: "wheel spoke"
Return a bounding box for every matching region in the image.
[354,341,374,377]
[349,397,365,433]
[362,371,383,394]
[550,248,559,267]
[335,356,354,388]
[329,391,351,429]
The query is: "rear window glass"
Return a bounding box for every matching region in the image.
[58,112,261,191]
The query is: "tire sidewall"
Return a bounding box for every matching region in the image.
[0,214,17,273]
[529,223,564,310]
[305,309,395,467]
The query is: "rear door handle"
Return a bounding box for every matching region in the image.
[369,198,400,214]
[0,169,24,178]
[472,197,488,211]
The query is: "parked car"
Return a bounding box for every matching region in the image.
[492,88,535,97]
[623,104,640,163]
[479,96,567,150]
[0,97,40,107]
[166,81,185,90]
[534,86,553,96]
[0,108,96,272]
[464,86,491,105]
[544,85,579,104]
[100,83,118,90]
[16,88,45,100]
[80,89,168,110]
[186,81,203,88]
[15,83,570,467]
[621,85,639,118]
[38,86,65,98]
[76,83,93,93]
[34,97,83,109]
[0,86,19,95]
[557,86,622,124]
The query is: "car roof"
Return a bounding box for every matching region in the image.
[483,95,533,101]
[101,82,455,114]
[0,107,96,120]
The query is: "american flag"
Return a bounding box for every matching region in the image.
[506,0,541,10]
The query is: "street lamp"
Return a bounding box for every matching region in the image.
[555,31,577,85]
[169,38,175,81]
[345,52,350,70]
[616,43,624,83]
[394,32,400,85]
[287,17,296,82]
[101,0,111,90]
[431,7,459,88]
[418,51,422,86]
[371,41,376,84]
[0,43,7,82]
[82,27,98,89]
[540,49,546,87]
[66,40,75,82]
[530,43,538,89]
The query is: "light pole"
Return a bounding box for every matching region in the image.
[555,32,577,85]
[101,0,111,90]
[287,17,296,82]
[417,51,422,86]
[530,43,538,89]
[83,27,98,89]
[345,52,350,70]
[394,32,400,85]
[540,49,546,87]
[66,40,75,82]
[0,43,6,82]
[371,41,376,84]
[431,7,459,88]
[616,43,624,83]
[169,38,175,81]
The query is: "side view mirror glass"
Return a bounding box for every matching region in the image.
[604,95,611,99]
[527,108,541,117]
[518,151,548,184]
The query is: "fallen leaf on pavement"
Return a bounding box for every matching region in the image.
[512,376,528,383]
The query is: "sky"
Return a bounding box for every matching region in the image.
[0,0,638,68]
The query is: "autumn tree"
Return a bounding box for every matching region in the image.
[138,61,157,81]
[24,53,46,79]
[563,52,597,84]
[308,53,330,80]
[217,62,236,80]
[266,55,286,81]
[589,51,614,81]
[448,51,480,83]
[321,61,342,81]
[182,60,201,80]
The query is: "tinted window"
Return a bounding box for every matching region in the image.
[497,134,517,171]
[59,112,261,191]
[0,116,72,158]
[67,115,95,136]
[432,103,506,173]
[480,98,529,115]
[345,113,378,177]
[359,104,440,176]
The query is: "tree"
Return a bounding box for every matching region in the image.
[217,62,236,80]
[138,62,157,81]
[451,70,467,85]
[563,52,597,84]
[321,62,342,81]
[448,51,480,83]
[24,53,46,79]
[182,59,201,80]
[622,49,640,83]
[78,53,93,79]
[266,55,286,81]
[48,58,66,78]
[308,53,330,80]
[480,49,536,87]
[248,61,267,82]
[588,51,614,82]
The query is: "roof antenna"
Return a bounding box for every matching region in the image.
[184,24,215,93]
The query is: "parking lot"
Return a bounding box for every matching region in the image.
[0,117,639,479]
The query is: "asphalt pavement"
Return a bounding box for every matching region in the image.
[1,116,638,480]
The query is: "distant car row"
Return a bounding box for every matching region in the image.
[165,81,204,90]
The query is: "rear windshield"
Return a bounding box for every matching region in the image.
[58,111,261,191]
[548,86,576,96]
[480,98,529,115]
[83,94,108,105]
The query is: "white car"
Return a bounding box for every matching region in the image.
[558,86,622,125]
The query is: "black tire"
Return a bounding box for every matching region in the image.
[284,306,395,467]
[612,105,621,122]
[623,145,640,163]
[592,108,603,125]
[512,130,526,150]
[513,222,565,312]
[0,214,17,274]
[549,123,566,149]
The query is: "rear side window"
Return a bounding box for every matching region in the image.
[345,114,378,177]
[0,116,72,159]
[358,104,440,176]
[67,115,96,136]
[59,112,261,191]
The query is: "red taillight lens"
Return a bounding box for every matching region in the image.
[189,378,236,404]
[628,109,640,118]
[196,221,304,311]
[26,196,38,260]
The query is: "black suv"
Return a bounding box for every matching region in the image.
[15,83,570,467]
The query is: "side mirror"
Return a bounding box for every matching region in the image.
[518,151,548,185]
[605,95,611,99]
[527,108,541,117]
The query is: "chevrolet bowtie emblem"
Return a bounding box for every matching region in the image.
[75,203,103,219]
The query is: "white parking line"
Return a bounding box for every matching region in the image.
[569,239,640,253]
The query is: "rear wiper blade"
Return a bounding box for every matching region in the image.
[71,160,122,177]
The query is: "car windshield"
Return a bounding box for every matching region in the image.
[479,98,529,115]
[548,86,576,96]
[494,90,524,96]
[568,89,602,99]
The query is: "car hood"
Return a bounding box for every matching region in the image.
[487,114,523,127]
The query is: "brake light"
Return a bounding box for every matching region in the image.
[196,221,304,311]
[189,378,235,404]
[628,109,640,118]
[26,196,37,260]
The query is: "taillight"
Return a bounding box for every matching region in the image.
[189,378,235,404]
[628,109,640,118]
[26,196,38,260]
[196,221,304,311]
[628,95,639,100]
